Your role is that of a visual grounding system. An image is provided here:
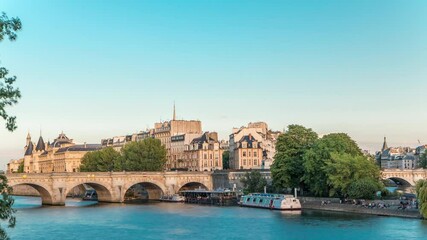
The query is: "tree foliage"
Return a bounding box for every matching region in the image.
[418,152,427,169]
[17,161,24,173]
[323,153,381,197]
[302,133,363,196]
[241,171,267,194]
[80,138,167,172]
[121,138,167,171]
[222,150,230,169]
[271,125,318,190]
[0,175,16,240]
[1,13,22,131]
[347,178,381,200]
[416,179,427,219]
[80,147,122,172]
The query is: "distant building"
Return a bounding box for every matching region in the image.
[8,132,101,173]
[229,122,280,169]
[7,159,23,173]
[378,137,419,170]
[180,132,225,171]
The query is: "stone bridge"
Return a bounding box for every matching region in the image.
[6,171,213,206]
[381,169,427,186]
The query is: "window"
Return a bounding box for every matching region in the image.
[204,154,207,159]
[254,159,258,165]
[249,151,251,157]
[254,151,257,157]
[215,161,219,167]
[210,154,213,159]
[243,159,247,165]
[243,151,247,157]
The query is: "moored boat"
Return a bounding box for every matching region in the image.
[239,193,301,210]
[160,194,185,202]
[82,190,98,201]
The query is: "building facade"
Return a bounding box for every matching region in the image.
[9,132,101,173]
[229,122,280,170]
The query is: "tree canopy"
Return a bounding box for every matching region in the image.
[415,179,427,219]
[0,175,16,240]
[80,138,167,172]
[302,133,363,196]
[80,147,122,172]
[241,171,268,194]
[121,138,167,171]
[418,151,427,169]
[222,150,230,169]
[271,124,382,198]
[1,13,22,131]
[270,125,318,190]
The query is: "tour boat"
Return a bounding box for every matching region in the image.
[159,194,185,202]
[239,193,301,210]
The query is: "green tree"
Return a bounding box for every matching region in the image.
[415,179,427,219]
[121,138,167,171]
[17,161,24,173]
[418,152,427,169]
[347,178,381,200]
[0,175,16,240]
[323,153,381,197]
[80,147,122,172]
[222,150,230,169]
[271,125,318,191]
[241,171,268,194]
[1,13,22,131]
[302,133,363,196]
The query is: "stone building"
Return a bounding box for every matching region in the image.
[378,137,418,170]
[229,122,280,169]
[7,159,23,173]
[10,132,101,173]
[179,132,224,171]
[231,134,264,170]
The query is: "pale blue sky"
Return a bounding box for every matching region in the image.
[0,0,426,168]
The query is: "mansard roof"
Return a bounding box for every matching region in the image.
[36,136,46,151]
[51,132,72,147]
[55,144,102,153]
[24,142,34,156]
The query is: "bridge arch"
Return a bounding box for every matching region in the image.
[178,182,209,192]
[66,181,113,203]
[386,177,413,187]
[122,180,167,201]
[11,183,53,205]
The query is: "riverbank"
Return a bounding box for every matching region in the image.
[302,201,422,219]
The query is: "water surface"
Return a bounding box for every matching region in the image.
[6,196,427,240]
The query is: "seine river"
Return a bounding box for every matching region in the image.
[6,196,427,240]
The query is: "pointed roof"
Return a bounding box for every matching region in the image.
[25,142,34,156]
[36,136,46,151]
[382,137,388,152]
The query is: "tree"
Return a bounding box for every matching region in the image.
[347,178,381,200]
[241,171,268,194]
[271,125,318,191]
[17,161,24,173]
[323,153,382,197]
[302,133,363,196]
[121,138,167,171]
[80,147,122,172]
[415,179,427,219]
[1,13,22,131]
[222,150,230,169]
[0,175,16,240]
[418,152,427,169]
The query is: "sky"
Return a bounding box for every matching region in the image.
[0,0,426,169]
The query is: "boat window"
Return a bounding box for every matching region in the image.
[253,198,256,202]
[259,199,263,203]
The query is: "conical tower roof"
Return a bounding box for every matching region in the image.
[36,136,46,151]
[381,137,388,152]
[25,142,34,156]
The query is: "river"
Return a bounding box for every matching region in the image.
[5,196,427,240]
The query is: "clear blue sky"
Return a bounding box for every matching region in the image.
[0,0,426,168]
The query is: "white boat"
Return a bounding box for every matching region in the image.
[159,194,185,202]
[239,193,301,210]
